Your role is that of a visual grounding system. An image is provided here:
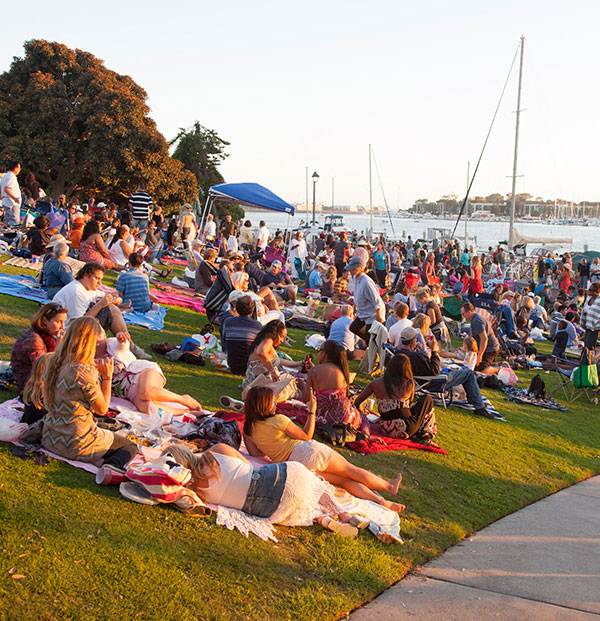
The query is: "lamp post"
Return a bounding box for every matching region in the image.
[311,171,319,224]
[311,171,319,252]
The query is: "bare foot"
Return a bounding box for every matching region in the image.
[380,499,405,514]
[387,472,403,496]
[183,395,201,409]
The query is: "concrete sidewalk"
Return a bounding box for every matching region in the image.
[351,475,600,620]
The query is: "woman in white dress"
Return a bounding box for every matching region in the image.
[107,226,133,267]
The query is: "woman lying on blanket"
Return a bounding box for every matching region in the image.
[242,320,311,403]
[95,337,201,414]
[303,340,370,437]
[164,443,364,536]
[243,386,405,513]
[354,354,438,445]
[41,317,138,480]
[11,302,68,394]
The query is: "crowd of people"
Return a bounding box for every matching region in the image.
[3,163,600,535]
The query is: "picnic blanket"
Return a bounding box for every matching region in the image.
[0,273,49,303]
[500,386,568,411]
[273,402,448,455]
[4,255,85,273]
[153,281,200,297]
[431,394,505,421]
[122,305,167,331]
[0,398,403,543]
[162,256,188,266]
[152,290,205,313]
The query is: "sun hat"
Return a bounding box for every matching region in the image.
[45,234,71,249]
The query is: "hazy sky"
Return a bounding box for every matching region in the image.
[2,0,599,208]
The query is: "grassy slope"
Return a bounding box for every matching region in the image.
[0,261,599,620]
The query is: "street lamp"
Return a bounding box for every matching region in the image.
[311,171,319,225]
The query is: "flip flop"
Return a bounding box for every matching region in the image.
[348,515,370,530]
[219,395,244,412]
[320,517,358,537]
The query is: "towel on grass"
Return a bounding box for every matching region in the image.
[431,394,505,421]
[0,398,403,543]
[152,290,205,313]
[122,305,167,331]
[500,386,568,411]
[0,273,49,303]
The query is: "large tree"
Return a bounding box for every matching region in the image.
[172,122,243,221]
[0,39,197,207]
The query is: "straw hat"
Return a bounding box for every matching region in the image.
[45,234,71,249]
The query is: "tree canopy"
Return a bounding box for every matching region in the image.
[172,122,243,220]
[0,39,198,207]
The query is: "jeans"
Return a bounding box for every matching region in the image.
[3,204,20,227]
[149,240,165,263]
[242,463,287,518]
[445,367,485,409]
[131,217,149,232]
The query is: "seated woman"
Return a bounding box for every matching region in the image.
[107,225,133,268]
[41,316,138,483]
[243,386,404,512]
[11,302,68,394]
[242,320,310,403]
[21,352,51,425]
[411,313,432,356]
[304,340,369,437]
[354,354,437,444]
[231,270,284,325]
[79,220,119,270]
[25,215,52,256]
[164,442,362,536]
[194,247,219,294]
[321,266,337,299]
[98,337,201,414]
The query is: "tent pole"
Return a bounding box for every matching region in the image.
[198,195,211,239]
[283,213,291,262]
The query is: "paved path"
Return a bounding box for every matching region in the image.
[351,475,600,620]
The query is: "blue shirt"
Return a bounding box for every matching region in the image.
[116,268,152,313]
[308,269,323,289]
[373,250,386,271]
[329,315,355,351]
[42,257,74,297]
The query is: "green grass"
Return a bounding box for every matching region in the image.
[0,260,599,620]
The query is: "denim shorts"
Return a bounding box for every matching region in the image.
[241,463,287,518]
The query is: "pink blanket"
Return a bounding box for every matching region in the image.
[152,290,205,313]
[162,257,188,266]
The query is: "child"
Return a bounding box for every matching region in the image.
[552,320,569,359]
[22,352,50,425]
[461,336,478,370]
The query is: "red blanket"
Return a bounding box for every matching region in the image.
[218,405,447,455]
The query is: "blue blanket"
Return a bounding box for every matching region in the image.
[0,274,49,303]
[122,305,167,331]
[0,273,167,330]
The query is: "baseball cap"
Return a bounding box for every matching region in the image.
[401,326,419,343]
[345,256,366,271]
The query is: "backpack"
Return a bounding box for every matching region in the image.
[527,374,546,399]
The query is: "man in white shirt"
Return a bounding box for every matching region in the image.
[53,261,151,359]
[288,231,308,278]
[0,161,22,227]
[387,302,413,348]
[203,214,217,241]
[256,220,269,251]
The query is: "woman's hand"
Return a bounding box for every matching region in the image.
[307,388,317,416]
[96,355,114,380]
[270,369,280,381]
[304,354,314,371]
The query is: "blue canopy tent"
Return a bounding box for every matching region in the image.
[198,182,296,251]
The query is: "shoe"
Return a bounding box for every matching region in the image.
[219,395,245,412]
[474,407,495,420]
[320,517,358,537]
[130,343,153,360]
[96,465,127,485]
[119,481,159,505]
[348,515,370,530]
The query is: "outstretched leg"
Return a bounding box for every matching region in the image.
[325,452,402,495]
[321,472,405,513]
[130,369,200,413]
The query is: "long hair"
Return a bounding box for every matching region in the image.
[30,302,68,334]
[23,352,51,409]
[43,317,104,406]
[321,340,350,389]
[243,386,276,436]
[411,313,431,335]
[248,320,286,355]
[81,220,100,242]
[108,225,128,248]
[161,444,220,493]
[383,354,414,401]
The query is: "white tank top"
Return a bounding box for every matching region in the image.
[108,239,129,266]
[203,453,253,510]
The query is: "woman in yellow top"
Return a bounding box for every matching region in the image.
[243,386,405,513]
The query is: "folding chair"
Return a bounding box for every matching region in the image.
[414,374,453,408]
[549,362,599,404]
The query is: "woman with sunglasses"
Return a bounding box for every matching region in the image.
[11,302,68,394]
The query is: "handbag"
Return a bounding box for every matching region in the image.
[241,372,295,402]
[573,350,599,388]
[317,422,365,447]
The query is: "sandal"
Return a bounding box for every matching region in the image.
[219,395,245,412]
[320,517,358,537]
[348,515,370,530]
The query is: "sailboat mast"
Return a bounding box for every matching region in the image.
[369,144,373,238]
[464,160,470,248]
[508,35,525,250]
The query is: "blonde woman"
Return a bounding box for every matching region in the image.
[411,313,433,355]
[469,255,483,297]
[42,316,137,484]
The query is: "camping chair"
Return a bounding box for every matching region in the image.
[441,295,464,321]
[413,374,453,408]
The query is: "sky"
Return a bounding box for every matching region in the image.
[1,0,599,209]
